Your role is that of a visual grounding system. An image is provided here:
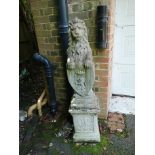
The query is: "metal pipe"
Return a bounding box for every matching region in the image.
[96,5,108,49]
[33,53,57,115]
[58,0,69,51]
[57,0,73,103]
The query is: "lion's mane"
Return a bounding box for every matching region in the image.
[67,18,93,69]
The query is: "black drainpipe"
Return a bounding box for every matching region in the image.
[33,53,57,115]
[58,0,69,52]
[57,0,73,101]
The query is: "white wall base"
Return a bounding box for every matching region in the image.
[108,96,135,115]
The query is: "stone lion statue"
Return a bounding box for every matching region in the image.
[66,18,95,96]
[67,19,100,143]
[67,17,93,73]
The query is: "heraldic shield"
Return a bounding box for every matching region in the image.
[67,65,95,96]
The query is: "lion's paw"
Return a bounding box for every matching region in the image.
[85,60,92,68]
[67,62,75,69]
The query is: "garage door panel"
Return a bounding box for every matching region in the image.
[125,0,135,25]
[114,27,135,64]
[112,65,135,96]
[116,0,135,26]
[112,0,135,96]
[123,26,135,62]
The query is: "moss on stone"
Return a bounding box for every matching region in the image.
[71,135,111,155]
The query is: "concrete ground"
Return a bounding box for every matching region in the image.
[108,114,135,155]
[20,112,135,155]
[107,96,135,154]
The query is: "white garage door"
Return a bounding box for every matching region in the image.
[112,0,135,96]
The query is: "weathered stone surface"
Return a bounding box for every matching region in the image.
[70,90,99,110]
[67,18,94,96]
[67,66,95,96]
[67,18,100,142]
[69,92,100,142]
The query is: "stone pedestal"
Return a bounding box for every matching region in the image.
[69,91,100,142]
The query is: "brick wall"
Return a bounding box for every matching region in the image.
[29,0,115,118]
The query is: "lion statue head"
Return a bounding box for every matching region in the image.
[68,18,88,43]
[67,18,93,71]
